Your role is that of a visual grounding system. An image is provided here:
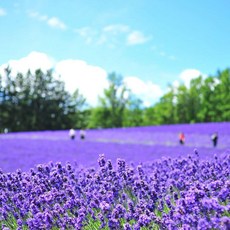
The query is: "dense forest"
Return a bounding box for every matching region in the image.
[0,67,229,132]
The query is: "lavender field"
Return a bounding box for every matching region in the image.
[0,122,230,172]
[0,122,230,229]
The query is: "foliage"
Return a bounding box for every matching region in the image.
[144,68,230,125]
[123,95,144,127]
[0,67,86,131]
[1,67,230,131]
[89,72,131,128]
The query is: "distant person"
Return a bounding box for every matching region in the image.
[80,129,86,140]
[211,132,218,147]
[179,132,185,145]
[69,128,76,140]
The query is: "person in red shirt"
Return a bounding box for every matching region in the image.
[179,132,185,145]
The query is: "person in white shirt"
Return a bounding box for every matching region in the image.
[211,132,218,147]
[69,128,76,140]
[80,129,86,140]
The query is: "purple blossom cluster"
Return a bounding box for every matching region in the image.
[0,153,229,229]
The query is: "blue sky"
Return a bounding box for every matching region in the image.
[0,0,229,106]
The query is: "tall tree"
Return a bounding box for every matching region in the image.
[176,84,190,123]
[68,89,87,129]
[123,95,144,127]
[0,67,19,131]
[215,69,230,121]
[0,67,86,131]
[89,72,130,128]
[147,87,177,125]
[199,76,219,122]
[188,76,203,123]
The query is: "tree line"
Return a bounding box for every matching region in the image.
[0,67,229,132]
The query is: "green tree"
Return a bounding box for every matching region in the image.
[176,84,190,123]
[0,67,86,131]
[0,67,19,131]
[188,76,203,123]
[215,69,230,121]
[142,106,158,126]
[199,76,219,122]
[123,96,144,127]
[68,89,87,129]
[142,86,176,125]
[89,72,130,128]
[88,106,111,128]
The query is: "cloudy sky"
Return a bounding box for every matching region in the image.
[0,1,229,107]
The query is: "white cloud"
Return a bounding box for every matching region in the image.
[28,11,47,21]
[75,24,151,47]
[172,80,180,88]
[103,24,130,34]
[0,52,108,107]
[98,24,130,46]
[151,46,177,61]
[74,27,96,44]
[0,51,55,77]
[171,69,205,91]
[124,76,164,107]
[75,27,91,37]
[0,8,6,16]
[179,69,202,87]
[159,51,176,61]
[55,60,108,106]
[0,52,165,107]
[47,17,66,30]
[127,31,151,45]
[28,11,66,30]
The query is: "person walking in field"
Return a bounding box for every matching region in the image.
[179,132,185,145]
[69,128,76,140]
[80,129,86,140]
[211,132,218,147]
